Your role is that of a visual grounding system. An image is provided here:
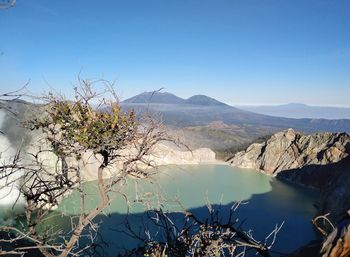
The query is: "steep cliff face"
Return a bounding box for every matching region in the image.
[228,128,350,177]
[228,129,350,257]
[319,158,350,222]
[228,129,350,213]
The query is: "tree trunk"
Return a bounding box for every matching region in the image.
[56,164,109,257]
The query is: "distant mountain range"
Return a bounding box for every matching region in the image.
[123,92,227,106]
[236,103,350,120]
[122,92,350,132]
[121,92,350,155]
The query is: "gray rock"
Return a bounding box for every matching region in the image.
[228,128,350,177]
[228,128,350,221]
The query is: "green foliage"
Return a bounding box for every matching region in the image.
[215,134,272,160]
[26,90,138,160]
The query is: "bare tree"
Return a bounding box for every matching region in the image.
[0,84,29,118]
[0,79,172,257]
[0,81,282,257]
[313,212,350,257]
[117,200,283,257]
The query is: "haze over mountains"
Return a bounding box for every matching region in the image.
[122,92,350,132]
[121,92,350,155]
[237,103,350,120]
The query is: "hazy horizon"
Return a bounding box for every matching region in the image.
[121,91,350,108]
[234,103,350,108]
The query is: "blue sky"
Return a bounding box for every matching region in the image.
[1,0,350,106]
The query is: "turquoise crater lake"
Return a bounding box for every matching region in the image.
[54,164,319,256]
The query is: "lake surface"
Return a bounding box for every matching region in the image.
[56,164,319,256]
[0,164,319,256]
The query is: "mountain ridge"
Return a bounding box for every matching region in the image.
[122,92,350,132]
[123,92,186,104]
[123,92,228,106]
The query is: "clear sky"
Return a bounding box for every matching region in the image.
[1,0,350,106]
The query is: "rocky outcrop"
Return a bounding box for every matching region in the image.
[228,128,350,257]
[228,128,350,213]
[228,128,350,177]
